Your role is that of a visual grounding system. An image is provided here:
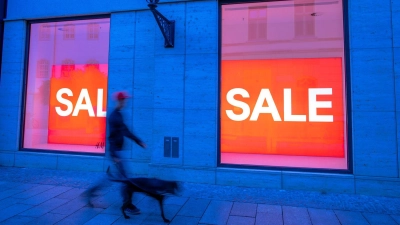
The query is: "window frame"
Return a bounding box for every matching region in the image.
[62,24,76,40]
[36,59,50,78]
[217,0,353,174]
[87,23,100,40]
[20,14,111,156]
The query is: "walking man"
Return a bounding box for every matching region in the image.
[108,91,147,179]
[84,91,146,215]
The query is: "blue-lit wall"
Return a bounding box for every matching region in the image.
[0,0,399,197]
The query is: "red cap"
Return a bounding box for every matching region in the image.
[115,91,130,100]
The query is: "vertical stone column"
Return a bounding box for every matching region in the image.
[108,12,136,157]
[150,3,186,168]
[350,1,397,178]
[132,10,156,169]
[183,1,218,168]
[392,0,400,179]
[0,20,26,165]
[350,0,400,196]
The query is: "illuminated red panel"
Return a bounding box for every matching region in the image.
[221,58,345,158]
[48,64,108,146]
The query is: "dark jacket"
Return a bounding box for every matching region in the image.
[108,108,143,151]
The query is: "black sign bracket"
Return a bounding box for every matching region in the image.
[147,0,175,48]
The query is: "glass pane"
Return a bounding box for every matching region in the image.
[23,18,110,153]
[220,0,347,169]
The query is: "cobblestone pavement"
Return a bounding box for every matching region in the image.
[1,166,400,225]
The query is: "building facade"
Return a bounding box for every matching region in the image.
[0,0,399,197]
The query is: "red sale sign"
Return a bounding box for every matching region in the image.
[48,64,108,146]
[220,58,345,158]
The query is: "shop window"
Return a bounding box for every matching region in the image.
[24,18,110,154]
[87,23,99,40]
[220,0,347,170]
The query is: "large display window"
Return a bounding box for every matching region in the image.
[220,0,348,170]
[23,18,110,154]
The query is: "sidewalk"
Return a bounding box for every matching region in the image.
[0,167,400,225]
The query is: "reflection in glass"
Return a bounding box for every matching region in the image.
[220,0,347,169]
[24,18,110,153]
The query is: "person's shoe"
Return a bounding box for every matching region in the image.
[125,207,141,215]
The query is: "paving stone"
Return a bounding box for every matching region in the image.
[3,167,400,214]
[391,215,400,224]
[101,201,121,216]
[83,213,120,225]
[56,207,104,225]
[257,204,282,214]
[51,197,87,215]
[177,198,210,217]
[104,196,182,223]
[282,206,312,225]
[227,215,256,225]
[169,216,200,225]
[141,214,169,225]
[56,188,86,200]
[308,208,340,225]
[89,189,120,209]
[28,212,67,225]
[12,184,55,200]
[164,196,188,206]
[23,186,72,205]
[150,204,182,222]
[113,211,148,225]
[0,197,20,211]
[135,195,159,214]
[363,213,398,225]
[256,205,283,225]
[0,215,36,225]
[0,189,25,201]
[199,200,233,225]
[19,197,69,217]
[112,216,144,225]
[255,212,283,225]
[101,191,145,216]
[0,203,33,222]
[334,210,370,225]
[1,167,400,225]
[230,202,257,217]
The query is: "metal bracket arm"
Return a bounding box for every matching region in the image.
[148,3,175,48]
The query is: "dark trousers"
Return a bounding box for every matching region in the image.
[114,158,128,179]
[110,145,138,209]
[109,145,128,179]
[86,145,122,194]
[121,183,137,209]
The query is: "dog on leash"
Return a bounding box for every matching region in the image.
[108,170,179,223]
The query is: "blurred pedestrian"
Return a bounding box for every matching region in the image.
[108,91,147,179]
[83,91,146,215]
